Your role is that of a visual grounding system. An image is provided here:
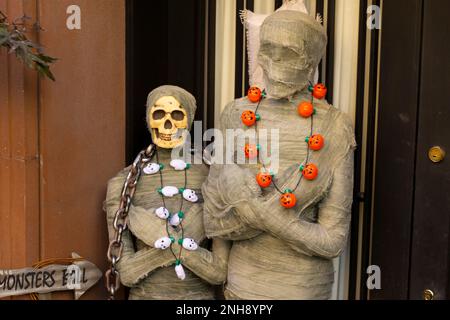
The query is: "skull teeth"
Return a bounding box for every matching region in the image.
[152,128,186,147]
[158,133,173,141]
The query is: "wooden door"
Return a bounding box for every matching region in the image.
[408,0,450,300]
[370,0,450,300]
[1,0,126,299]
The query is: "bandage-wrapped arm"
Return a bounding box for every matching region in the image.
[182,239,230,285]
[105,174,175,287]
[202,102,263,240]
[250,149,354,259]
[126,200,229,286]
[202,164,263,240]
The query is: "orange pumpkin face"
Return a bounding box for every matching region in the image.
[280,193,297,209]
[244,144,258,159]
[298,101,314,118]
[241,110,257,127]
[256,172,272,188]
[308,134,325,151]
[302,163,319,180]
[313,84,327,100]
[247,87,262,103]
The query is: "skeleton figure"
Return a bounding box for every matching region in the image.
[105,86,228,300]
[202,11,356,299]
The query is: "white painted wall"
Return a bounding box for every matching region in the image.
[214,0,237,126]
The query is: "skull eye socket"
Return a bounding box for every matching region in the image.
[171,110,185,121]
[152,110,166,120]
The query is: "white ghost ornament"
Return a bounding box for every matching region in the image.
[154,237,172,250]
[159,186,179,197]
[175,264,186,280]
[143,163,161,175]
[170,159,189,171]
[182,189,198,203]
[154,207,170,220]
[182,238,198,251]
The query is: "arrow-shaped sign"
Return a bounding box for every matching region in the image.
[0,253,102,300]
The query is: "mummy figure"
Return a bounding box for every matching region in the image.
[105,86,228,300]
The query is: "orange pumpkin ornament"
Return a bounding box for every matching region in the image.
[298,101,314,118]
[280,191,297,209]
[247,87,262,103]
[241,110,260,127]
[244,144,259,159]
[301,163,319,180]
[256,172,272,188]
[313,84,327,100]
[307,134,325,151]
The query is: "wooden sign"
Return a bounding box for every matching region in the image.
[0,253,101,299]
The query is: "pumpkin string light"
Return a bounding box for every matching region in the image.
[242,83,327,208]
[241,87,266,127]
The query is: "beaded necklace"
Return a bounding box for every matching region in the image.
[240,83,327,208]
[142,147,199,280]
[155,148,186,267]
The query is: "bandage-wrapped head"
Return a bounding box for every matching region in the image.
[258,10,327,99]
[146,85,197,149]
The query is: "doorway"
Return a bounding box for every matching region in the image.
[369,0,450,300]
[125,0,216,162]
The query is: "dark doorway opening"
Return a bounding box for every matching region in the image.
[125,0,215,163]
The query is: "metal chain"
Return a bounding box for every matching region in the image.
[105,144,155,300]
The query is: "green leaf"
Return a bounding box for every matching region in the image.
[0,36,7,47]
[36,62,56,81]
[37,53,57,63]
[0,26,8,37]
[0,11,57,81]
[17,45,34,68]
[30,53,47,65]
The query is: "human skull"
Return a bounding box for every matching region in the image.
[143,163,161,175]
[175,264,186,280]
[182,238,198,251]
[169,213,182,227]
[182,189,199,203]
[154,207,170,220]
[258,11,327,99]
[148,96,188,149]
[154,237,172,250]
